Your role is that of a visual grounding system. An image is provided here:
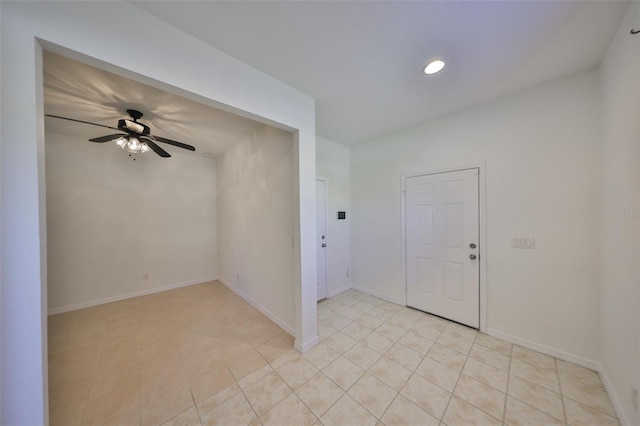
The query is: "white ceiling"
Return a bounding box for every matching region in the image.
[132,0,628,145]
[43,51,266,158]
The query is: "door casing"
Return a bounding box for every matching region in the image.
[401,164,487,332]
[316,177,328,301]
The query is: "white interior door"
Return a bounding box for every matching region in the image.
[405,168,480,328]
[316,179,328,301]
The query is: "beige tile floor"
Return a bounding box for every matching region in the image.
[48,282,619,426]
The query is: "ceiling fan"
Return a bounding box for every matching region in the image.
[45,109,196,158]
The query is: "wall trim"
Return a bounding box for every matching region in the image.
[327,284,352,298]
[218,278,296,337]
[47,276,217,315]
[597,363,631,426]
[295,336,320,353]
[487,328,599,370]
[350,283,403,305]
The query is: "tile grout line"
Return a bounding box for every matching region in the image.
[503,340,514,424]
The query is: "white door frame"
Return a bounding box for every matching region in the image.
[316,177,329,301]
[401,164,487,332]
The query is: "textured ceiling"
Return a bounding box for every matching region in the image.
[43,51,266,158]
[132,0,628,145]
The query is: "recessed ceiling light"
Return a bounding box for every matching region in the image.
[423,59,445,75]
[202,152,214,158]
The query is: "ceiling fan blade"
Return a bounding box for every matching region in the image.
[149,134,196,151]
[89,134,126,143]
[141,138,171,158]
[45,114,120,131]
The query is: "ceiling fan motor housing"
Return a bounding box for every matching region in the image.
[118,119,150,136]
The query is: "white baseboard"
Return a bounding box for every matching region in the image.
[47,276,217,315]
[487,328,599,371]
[218,277,295,337]
[350,283,404,306]
[597,363,631,426]
[295,336,319,353]
[327,283,352,298]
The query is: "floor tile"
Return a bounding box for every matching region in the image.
[398,329,435,354]
[380,394,440,426]
[385,343,424,371]
[140,363,188,398]
[512,345,556,370]
[400,373,451,419]
[361,331,396,354]
[444,322,478,341]
[442,397,502,426]
[427,343,468,371]
[295,372,345,418]
[188,364,235,403]
[323,331,358,353]
[322,356,365,391]
[160,406,201,426]
[377,323,407,341]
[237,364,274,389]
[141,382,193,426]
[556,360,604,390]
[414,356,460,392]
[475,333,513,356]
[356,314,386,330]
[564,397,619,426]
[510,358,559,393]
[508,375,564,421]
[244,373,292,416]
[504,397,564,426]
[369,356,412,391]
[436,330,473,355]
[463,357,509,392]
[196,382,241,416]
[276,355,318,389]
[454,374,506,420]
[342,322,373,341]
[322,314,353,330]
[200,391,257,426]
[561,377,616,416]
[260,393,317,426]
[348,373,397,418]
[344,342,383,370]
[303,342,342,370]
[226,348,267,380]
[256,334,293,363]
[469,342,510,371]
[319,394,377,426]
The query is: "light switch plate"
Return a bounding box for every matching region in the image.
[512,237,535,249]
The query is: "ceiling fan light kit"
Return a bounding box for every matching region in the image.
[114,136,151,154]
[45,109,195,158]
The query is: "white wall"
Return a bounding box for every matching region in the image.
[217,125,295,333]
[316,137,352,297]
[351,69,603,364]
[599,2,640,424]
[45,132,217,313]
[0,2,317,424]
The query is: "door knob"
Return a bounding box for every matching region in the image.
[470,243,476,249]
[322,243,326,247]
[469,254,477,260]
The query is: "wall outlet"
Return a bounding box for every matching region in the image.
[631,386,639,411]
[142,273,149,281]
[512,237,535,249]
